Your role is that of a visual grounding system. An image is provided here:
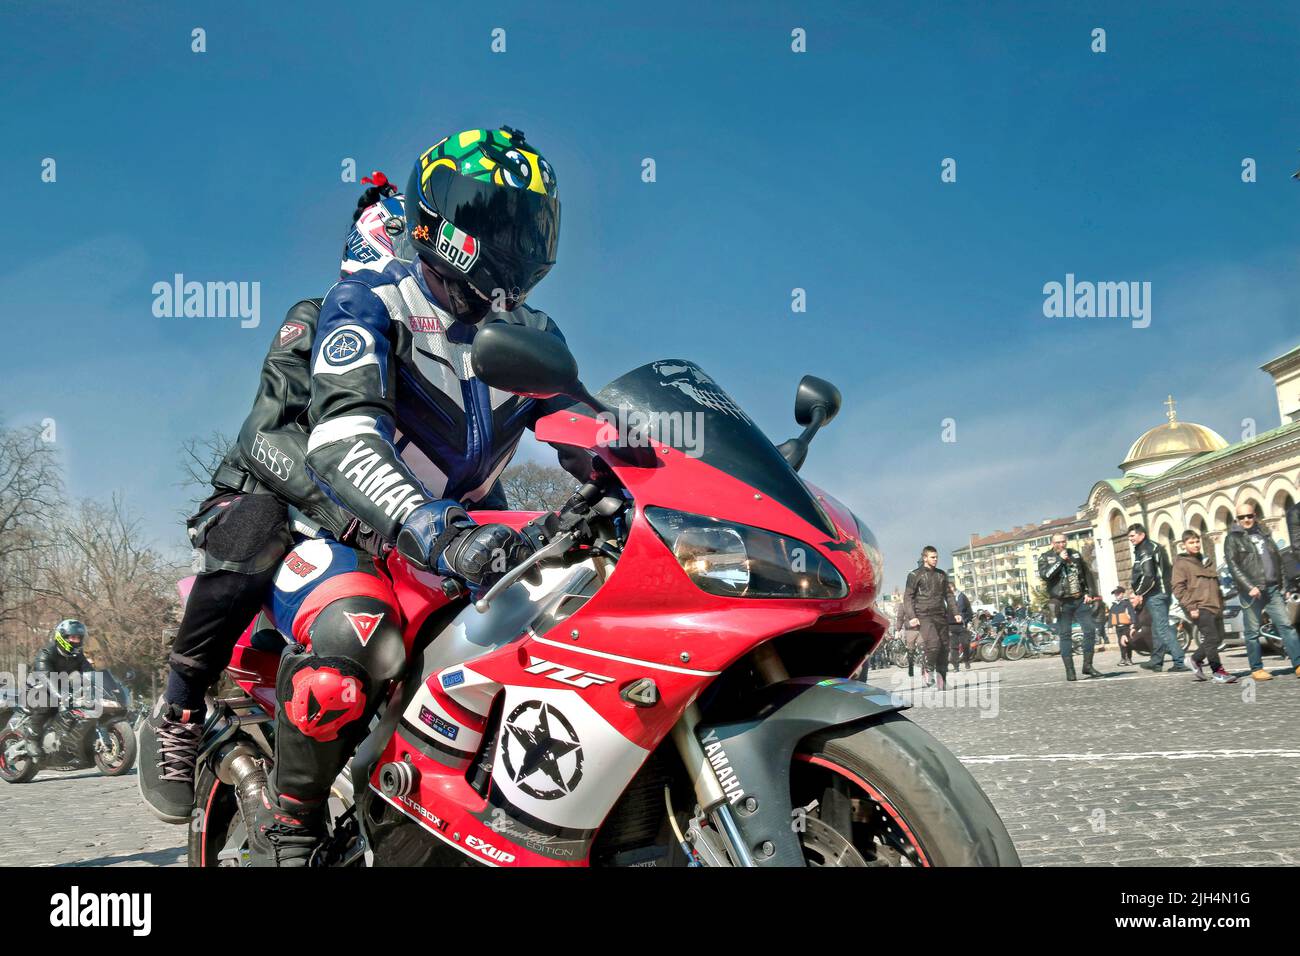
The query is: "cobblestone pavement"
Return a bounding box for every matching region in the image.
[0,768,186,867]
[871,642,1300,866]
[1,642,1297,867]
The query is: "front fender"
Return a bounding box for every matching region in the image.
[695,677,906,867]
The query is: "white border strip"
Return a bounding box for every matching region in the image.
[531,634,721,676]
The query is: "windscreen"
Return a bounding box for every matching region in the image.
[595,360,835,536]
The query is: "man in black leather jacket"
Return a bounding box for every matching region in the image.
[1128,524,1188,673]
[1037,533,1101,680]
[21,620,93,739]
[1223,508,1300,679]
[903,546,957,688]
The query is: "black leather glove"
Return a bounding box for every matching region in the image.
[441,523,536,588]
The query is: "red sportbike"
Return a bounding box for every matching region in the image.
[188,325,1018,867]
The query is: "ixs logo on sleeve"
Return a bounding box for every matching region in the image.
[335,440,426,522]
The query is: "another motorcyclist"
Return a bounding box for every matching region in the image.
[137,175,416,824]
[248,127,585,866]
[1036,533,1101,681]
[20,620,93,741]
[904,547,956,690]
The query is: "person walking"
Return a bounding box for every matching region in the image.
[1036,532,1102,680]
[1129,523,1190,673]
[1109,588,1134,665]
[1172,529,1238,684]
[904,546,958,690]
[947,581,975,673]
[1223,508,1300,680]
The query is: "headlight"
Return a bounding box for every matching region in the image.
[644,507,848,599]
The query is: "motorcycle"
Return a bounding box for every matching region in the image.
[0,670,137,783]
[188,327,1019,868]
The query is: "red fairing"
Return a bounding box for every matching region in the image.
[220,399,887,867]
[226,617,279,714]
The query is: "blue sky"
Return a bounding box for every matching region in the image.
[2,0,1297,589]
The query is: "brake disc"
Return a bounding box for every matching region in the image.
[800,815,868,867]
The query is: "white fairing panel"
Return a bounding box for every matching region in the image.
[489,684,648,831]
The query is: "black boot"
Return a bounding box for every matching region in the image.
[1082,652,1101,678]
[248,788,323,867]
[1062,656,1077,681]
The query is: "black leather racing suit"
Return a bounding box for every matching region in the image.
[165,299,358,712]
[21,641,93,738]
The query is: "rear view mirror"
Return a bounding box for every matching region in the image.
[471,323,580,399]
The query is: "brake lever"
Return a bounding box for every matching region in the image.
[474,531,576,613]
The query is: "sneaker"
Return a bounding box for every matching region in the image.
[249,789,323,868]
[1191,663,1208,682]
[1138,661,1163,672]
[1250,669,1274,681]
[1168,663,1191,673]
[1212,667,1239,684]
[137,699,203,824]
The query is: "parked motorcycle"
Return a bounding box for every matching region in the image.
[0,670,137,783]
[187,329,1019,868]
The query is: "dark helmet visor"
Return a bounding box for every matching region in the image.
[423,164,560,265]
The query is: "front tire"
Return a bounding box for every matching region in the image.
[977,641,1000,664]
[93,720,137,776]
[794,714,1019,866]
[1003,639,1027,661]
[0,730,39,784]
[189,766,243,866]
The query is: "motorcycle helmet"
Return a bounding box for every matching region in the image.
[53,619,86,655]
[405,126,560,312]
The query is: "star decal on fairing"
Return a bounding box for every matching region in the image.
[500,700,584,800]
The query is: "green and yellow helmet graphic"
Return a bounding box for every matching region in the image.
[405,126,561,309]
[419,127,558,197]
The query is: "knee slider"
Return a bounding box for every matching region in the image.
[276,648,373,744]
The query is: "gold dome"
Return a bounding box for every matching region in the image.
[1120,421,1228,473]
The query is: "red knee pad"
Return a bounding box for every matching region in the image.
[284,662,368,742]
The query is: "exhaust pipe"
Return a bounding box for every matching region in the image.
[216,742,267,834]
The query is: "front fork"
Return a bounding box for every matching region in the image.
[667,645,790,867]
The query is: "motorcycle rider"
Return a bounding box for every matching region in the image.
[248,127,585,866]
[904,546,957,690]
[1037,533,1101,680]
[137,175,414,825]
[1128,523,1189,673]
[21,620,94,741]
[1223,507,1300,680]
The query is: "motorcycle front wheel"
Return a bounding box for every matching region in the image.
[1003,639,1027,661]
[977,641,1001,664]
[793,714,1019,866]
[93,720,137,776]
[0,730,39,784]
